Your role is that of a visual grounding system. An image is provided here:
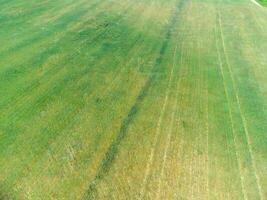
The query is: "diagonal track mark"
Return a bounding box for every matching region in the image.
[215,19,247,200]
[81,1,186,199]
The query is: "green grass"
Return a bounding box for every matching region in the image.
[257,0,267,6]
[0,0,267,199]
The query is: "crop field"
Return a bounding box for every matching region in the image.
[0,0,267,199]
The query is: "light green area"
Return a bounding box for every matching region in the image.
[0,0,267,199]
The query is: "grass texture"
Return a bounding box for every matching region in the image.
[0,0,267,199]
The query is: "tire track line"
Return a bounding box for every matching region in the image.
[215,15,247,200]
[196,36,207,199]
[206,67,210,200]
[139,47,176,200]
[173,56,185,198]
[192,48,202,199]
[202,38,210,200]
[139,2,186,194]
[218,11,263,199]
[179,43,190,198]
[206,66,210,200]
[206,91,210,200]
[155,45,179,200]
[194,30,205,200]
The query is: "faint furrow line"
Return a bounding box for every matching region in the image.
[190,59,201,200]
[196,38,206,199]
[139,65,173,199]
[215,17,247,200]
[173,50,185,198]
[155,45,179,200]
[140,1,187,198]
[218,11,263,200]
[139,39,183,200]
[194,35,204,200]
[179,43,190,199]
[189,154,193,199]
[194,14,203,199]
[198,33,210,199]
[205,56,210,200]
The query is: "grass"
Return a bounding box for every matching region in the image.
[0,0,267,199]
[257,0,267,6]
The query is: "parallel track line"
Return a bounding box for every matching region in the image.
[218,11,263,199]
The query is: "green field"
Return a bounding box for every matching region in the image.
[0,0,267,199]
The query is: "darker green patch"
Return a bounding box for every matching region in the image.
[256,0,267,6]
[0,192,11,200]
[95,97,102,103]
[0,183,15,200]
[182,120,187,128]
